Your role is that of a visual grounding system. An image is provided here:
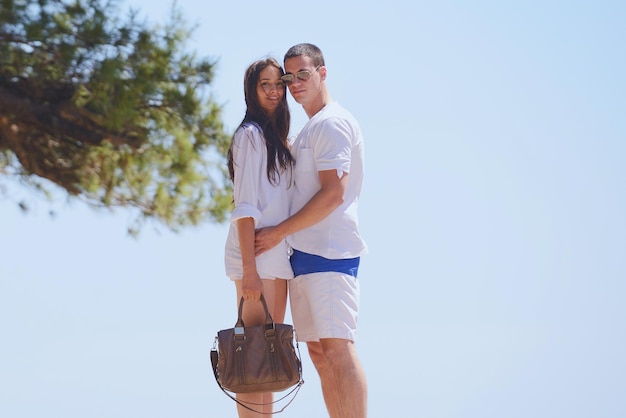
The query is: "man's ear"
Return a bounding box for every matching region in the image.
[319,66,327,81]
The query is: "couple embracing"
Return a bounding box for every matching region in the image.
[224,43,367,418]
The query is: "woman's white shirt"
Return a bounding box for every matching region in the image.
[224,123,293,280]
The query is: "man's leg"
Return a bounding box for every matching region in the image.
[308,338,368,418]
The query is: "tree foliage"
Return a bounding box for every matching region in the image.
[0,0,232,233]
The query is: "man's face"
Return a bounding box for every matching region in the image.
[283,56,322,105]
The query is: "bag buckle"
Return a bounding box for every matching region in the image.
[264,322,277,337]
[234,326,246,340]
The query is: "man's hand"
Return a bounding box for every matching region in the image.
[255,226,284,256]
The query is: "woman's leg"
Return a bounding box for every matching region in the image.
[263,278,287,323]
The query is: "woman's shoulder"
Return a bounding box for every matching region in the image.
[239,121,262,132]
[234,122,265,146]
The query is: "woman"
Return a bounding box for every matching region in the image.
[224,57,295,417]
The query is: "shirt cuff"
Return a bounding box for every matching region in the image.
[230,203,262,226]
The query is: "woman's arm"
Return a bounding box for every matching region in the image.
[237,216,263,301]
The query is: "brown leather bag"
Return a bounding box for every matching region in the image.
[210,295,304,413]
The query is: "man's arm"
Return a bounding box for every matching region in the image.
[255,169,348,255]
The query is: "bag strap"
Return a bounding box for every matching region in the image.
[210,343,304,415]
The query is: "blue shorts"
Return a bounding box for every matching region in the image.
[289,249,360,278]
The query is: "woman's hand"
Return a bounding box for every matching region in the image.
[241,271,263,301]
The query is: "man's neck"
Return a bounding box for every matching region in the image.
[304,89,332,119]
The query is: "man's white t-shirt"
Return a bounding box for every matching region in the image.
[288,102,367,259]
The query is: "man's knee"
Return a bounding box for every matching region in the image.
[319,339,356,367]
[306,343,332,376]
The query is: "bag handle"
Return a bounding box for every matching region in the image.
[235,294,273,328]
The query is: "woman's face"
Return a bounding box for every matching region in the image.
[256,65,285,114]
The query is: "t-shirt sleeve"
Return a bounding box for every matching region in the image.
[230,125,264,226]
[314,118,352,176]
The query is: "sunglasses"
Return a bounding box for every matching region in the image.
[280,65,321,85]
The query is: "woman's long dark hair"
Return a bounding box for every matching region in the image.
[227,58,294,185]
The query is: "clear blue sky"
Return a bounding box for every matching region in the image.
[2,1,625,417]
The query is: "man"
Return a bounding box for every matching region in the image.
[255,43,368,418]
